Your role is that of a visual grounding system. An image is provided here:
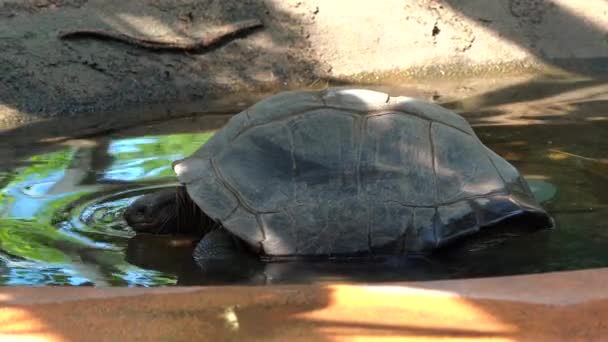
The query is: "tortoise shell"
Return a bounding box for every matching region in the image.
[173,89,552,257]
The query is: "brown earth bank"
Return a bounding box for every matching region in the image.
[1,0,607,136]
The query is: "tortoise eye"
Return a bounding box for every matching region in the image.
[134,204,148,217]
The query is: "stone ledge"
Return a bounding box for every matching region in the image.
[1,268,607,340]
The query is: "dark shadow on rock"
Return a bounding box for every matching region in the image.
[442,75,608,126]
[433,1,608,128]
[442,0,608,76]
[445,77,605,111]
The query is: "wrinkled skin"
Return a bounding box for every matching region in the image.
[123,188,180,234]
[124,187,259,271]
[123,187,208,236]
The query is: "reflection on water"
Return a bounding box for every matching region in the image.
[0,131,213,286]
[0,115,607,286]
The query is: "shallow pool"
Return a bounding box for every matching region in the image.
[0,109,607,286]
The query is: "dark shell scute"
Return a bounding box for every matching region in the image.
[361,114,436,206]
[436,201,479,244]
[245,90,323,127]
[485,147,528,192]
[309,198,370,255]
[177,158,238,221]
[404,208,437,252]
[288,110,359,204]
[222,207,264,250]
[473,195,522,226]
[485,147,540,201]
[320,89,473,135]
[215,122,294,212]
[369,202,412,254]
[322,88,389,111]
[190,111,251,159]
[259,211,296,255]
[432,123,504,203]
[262,199,370,256]
[386,96,474,135]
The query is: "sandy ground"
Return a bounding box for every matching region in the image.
[0,0,607,134]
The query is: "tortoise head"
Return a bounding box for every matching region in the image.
[123,186,212,237]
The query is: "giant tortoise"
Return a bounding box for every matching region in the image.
[124,88,553,264]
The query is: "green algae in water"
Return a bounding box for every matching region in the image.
[0,132,214,286]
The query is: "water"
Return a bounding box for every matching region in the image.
[0,111,607,286]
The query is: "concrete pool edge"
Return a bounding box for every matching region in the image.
[1,268,607,340]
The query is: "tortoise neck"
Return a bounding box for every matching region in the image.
[175,186,216,237]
